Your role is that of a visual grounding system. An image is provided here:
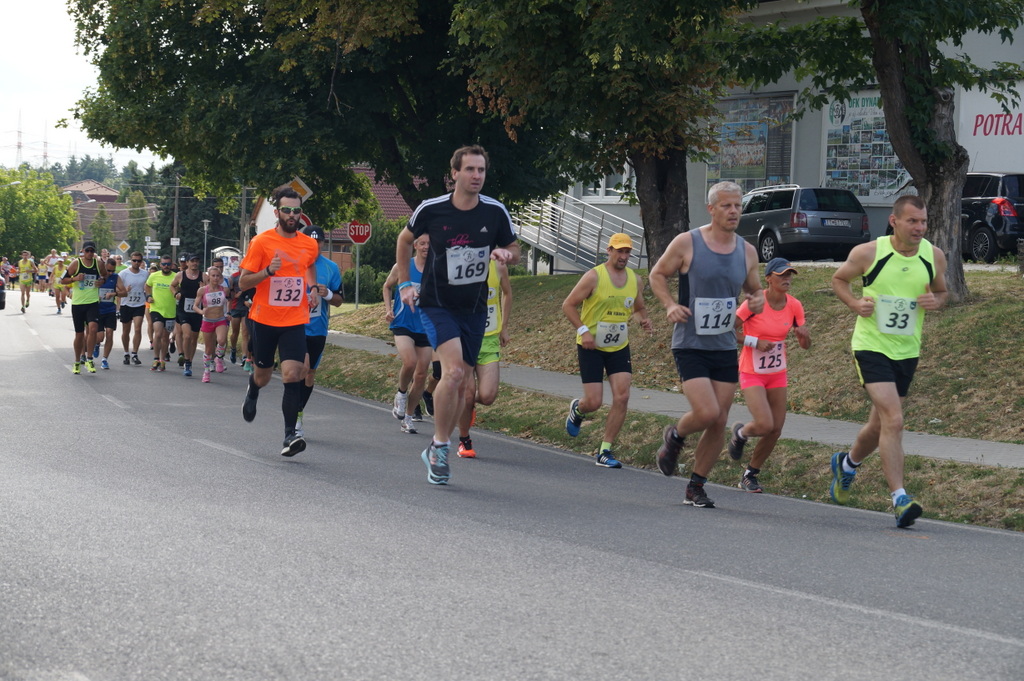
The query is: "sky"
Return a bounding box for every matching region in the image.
[0,1,164,172]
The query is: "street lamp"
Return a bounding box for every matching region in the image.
[202,219,211,270]
[3,181,22,188]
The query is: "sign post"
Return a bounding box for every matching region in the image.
[346,221,372,309]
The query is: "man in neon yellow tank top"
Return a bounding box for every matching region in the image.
[831,195,948,528]
[454,259,512,458]
[562,233,653,468]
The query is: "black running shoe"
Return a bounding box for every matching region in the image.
[657,426,684,476]
[684,482,715,508]
[727,422,747,461]
[412,404,424,422]
[242,385,258,422]
[738,474,762,493]
[422,391,434,417]
[281,433,306,457]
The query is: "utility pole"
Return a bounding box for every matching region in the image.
[239,186,248,252]
[172,175,180,262]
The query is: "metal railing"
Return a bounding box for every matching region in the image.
[513,192,647,273]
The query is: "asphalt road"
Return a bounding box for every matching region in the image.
[2,299,1023,680]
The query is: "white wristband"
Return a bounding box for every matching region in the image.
[577,325,590,336]
[323,289,332,302]
[744,335,758,348]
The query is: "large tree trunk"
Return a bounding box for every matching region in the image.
[629,147,691,267]
[861,1,969,301]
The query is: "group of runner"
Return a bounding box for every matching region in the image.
[21,145,945,529]
[374,148,945,530]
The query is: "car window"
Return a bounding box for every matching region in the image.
[962,175,996,197]
[766,190,793,211]
[1000,175,1023,199]
[800,189,862,212]
[743,193,770,214]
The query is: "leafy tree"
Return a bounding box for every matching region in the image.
[88,205,115,252]
[730,0,1024,300]
[125,190,153,255]
[70,0,572,213]
[452,0,752,262]
[0,169,78,257]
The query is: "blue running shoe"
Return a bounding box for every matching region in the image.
[595,449,622,468]
[829,452,856,505]
[894,494,923,528]
[421,442,450,485]
[565,398,583,437]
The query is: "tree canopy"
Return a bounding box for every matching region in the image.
[0,169,79,258]
[452,0,757,262]
[70,0,573,211]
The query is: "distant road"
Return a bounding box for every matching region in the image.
[2,301,1022,680]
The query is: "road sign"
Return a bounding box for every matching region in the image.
[145,242,162,249]
[117,241,130,253]
[288,176,313,201]
[347,221,372,245]
[170,237,180,246]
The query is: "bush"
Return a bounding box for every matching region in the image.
[342,265,388,304]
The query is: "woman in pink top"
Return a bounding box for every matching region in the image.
[193,266,230,383]
[728,258,812,493]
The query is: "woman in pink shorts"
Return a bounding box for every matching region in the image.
[727,257,812,493]
[193,266,230,383]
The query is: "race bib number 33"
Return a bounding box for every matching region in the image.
[876,295,917,336]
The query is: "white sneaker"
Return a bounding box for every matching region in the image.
[392,391,407,420]
[401,415,417,434]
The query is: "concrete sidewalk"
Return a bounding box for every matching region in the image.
[327,330,1023,469]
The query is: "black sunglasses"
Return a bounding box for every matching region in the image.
[131,259,143,263]
[278,206,302,215]
[160,262,172,266]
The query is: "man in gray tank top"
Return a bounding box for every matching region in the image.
[649,181,764,508]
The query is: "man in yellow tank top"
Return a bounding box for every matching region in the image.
[831,195,948,528]
[562,233,652,468]
[455,259,512,458]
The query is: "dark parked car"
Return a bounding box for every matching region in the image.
[738,185,871,262]
[961,172,1024,263]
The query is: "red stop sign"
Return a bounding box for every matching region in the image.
[348,221,372,245]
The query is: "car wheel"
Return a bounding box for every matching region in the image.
[967,225,998,263]
[758,233,779,263]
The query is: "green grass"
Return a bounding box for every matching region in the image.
[322,266,1024,531]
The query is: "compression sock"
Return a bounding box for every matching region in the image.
[282,381,303,435]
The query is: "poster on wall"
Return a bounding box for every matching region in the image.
[706,94,795,194]
[821,90,910,205]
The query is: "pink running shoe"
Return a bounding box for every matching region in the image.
[215,357,225,373]
[202,370,211,383]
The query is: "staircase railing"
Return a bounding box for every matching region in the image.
[513,192,647,272]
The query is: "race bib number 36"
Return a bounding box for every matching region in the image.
[269,276,304,307]
[446,247,489,286]
[876,295,917,336]
[694,297,735,335]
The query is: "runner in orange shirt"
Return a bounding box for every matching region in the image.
[237,186,321,457]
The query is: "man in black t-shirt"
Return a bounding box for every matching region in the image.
[395,144,519,485]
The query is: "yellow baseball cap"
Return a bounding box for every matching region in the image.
[608,233,633,250]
